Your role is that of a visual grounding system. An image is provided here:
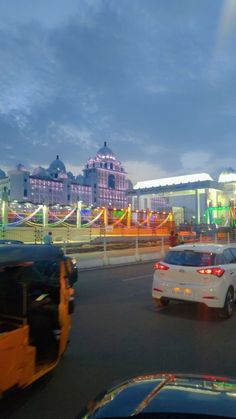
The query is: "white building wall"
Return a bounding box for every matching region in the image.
[0,178,10,200]
[132,190,211,222]
[9,171,30,202]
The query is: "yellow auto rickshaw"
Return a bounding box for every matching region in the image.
[0,244,77,398]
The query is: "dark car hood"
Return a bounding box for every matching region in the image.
[78,373,236,418]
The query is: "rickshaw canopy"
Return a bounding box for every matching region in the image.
[0,245,64,268]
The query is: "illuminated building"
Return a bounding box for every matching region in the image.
[1,147,236,225]
[0,169,9,202]
[0,143,131,207]
[130,170,236,224]
[83,141,131,208]
[6,158,92,205]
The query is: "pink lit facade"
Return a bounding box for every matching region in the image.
[83,142,130,208]
[10,175,92,205]
[6,146,131,207]
[8,159,92,205]
[29,177,64,204]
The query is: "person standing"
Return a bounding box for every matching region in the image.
[168,230,177,247]
[43,231,53,245]
[175,233,181,245]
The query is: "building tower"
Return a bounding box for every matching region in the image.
[83,142,128,208]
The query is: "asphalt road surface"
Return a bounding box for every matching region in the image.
[1,261,236,419]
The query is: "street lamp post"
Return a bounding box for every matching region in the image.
[1,187,9,228]
[76,200,82,228]
[42,204,48,228]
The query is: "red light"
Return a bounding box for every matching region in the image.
[154,262,169,271]
[153,288,163,292]
[203,375,228,382]
[197,267,225,278]
[202,296,216,300]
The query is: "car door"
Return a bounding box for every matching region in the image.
[223,249,236,298]
[227,248,236,299]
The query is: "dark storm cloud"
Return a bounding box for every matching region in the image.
[0,0,236,181]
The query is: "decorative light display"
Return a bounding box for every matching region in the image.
[3,205,43,227]
[204,205,236,227]
[1,203,173,231]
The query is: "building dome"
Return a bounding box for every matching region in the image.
[97,142,114,159]
[218,168,236,183]
[0,169,6,178]
[48,155,66,176]
[32,166,51,179]
[67,171,75,180]
[16,163,28,172]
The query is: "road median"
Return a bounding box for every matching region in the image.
[74,250,161,269]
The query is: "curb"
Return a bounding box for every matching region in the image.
[77,253,161,271]
[78,259,158,272]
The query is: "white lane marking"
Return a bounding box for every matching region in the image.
[122,274,152,282]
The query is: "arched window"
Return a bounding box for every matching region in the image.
[108,174,115,189]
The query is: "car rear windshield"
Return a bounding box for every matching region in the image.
[163,250,221,267]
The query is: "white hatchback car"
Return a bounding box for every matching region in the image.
[152,243,236,318]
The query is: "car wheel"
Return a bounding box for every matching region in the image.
[154,297,170,308]
[218,287,235,319]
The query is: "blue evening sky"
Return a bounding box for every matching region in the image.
[0,0,236,183]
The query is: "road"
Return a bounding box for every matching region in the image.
[1,262,236,419]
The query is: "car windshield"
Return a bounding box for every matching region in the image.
[163,250,220,267]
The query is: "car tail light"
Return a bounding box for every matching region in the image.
[196,267,225,277]
[153,262,169,271]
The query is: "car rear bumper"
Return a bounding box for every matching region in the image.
[152,280,227,308]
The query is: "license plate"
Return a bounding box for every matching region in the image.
[172,287,192,296]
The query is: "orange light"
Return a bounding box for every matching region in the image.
[184,288,192,296]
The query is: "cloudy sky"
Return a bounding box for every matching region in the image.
[0,0,236,184]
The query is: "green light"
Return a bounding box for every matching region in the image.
[206,206,230,211]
